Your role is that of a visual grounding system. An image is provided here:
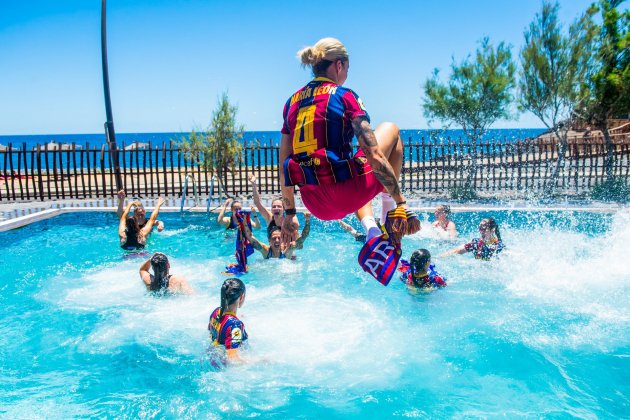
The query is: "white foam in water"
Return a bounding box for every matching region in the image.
[488,209,630,351]
[20,208,630,416]
[198,289,424,413]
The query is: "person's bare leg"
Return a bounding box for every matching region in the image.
[374,122,403,178]
[372,123,403,220]
[353,123,404,239]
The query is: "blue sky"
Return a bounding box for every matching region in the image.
[0,0,606,134]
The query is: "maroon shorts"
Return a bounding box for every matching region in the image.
[300,172,384,220]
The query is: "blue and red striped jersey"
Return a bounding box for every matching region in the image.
[281,77,371,186]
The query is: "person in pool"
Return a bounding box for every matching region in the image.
[208,277,248,364]
[139,252,193,295]
[399,248,447,291]
[441,217,504,261]
[278,37,420,247]
[117,189,165,232]
[249,174,300,239]
[337,219,367,243]
[242,212,311,259]
[432,204,458,239]
[118,194,165,250]
[217,198,261,231]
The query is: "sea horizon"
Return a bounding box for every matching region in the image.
[0,128,546,149]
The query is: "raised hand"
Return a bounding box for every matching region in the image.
[281,213,299,246]
[405,209,421,235]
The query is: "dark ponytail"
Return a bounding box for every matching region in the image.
[481,217,501,241]
[216,278,246,322]
[150,253,170,291]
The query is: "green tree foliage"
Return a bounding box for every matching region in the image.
[576,0,630,183]
[423,37,516,192]
[519,1,597,196]
[177,92,244,197]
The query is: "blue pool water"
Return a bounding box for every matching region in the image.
[1,209,629,417]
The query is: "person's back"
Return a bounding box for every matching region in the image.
[283,78,368,187]
[140,253,193,295]
[207,278,248,365]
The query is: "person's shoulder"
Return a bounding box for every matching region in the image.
[335,85,361,98]
[224,315,244,329]
[169,274,186,285]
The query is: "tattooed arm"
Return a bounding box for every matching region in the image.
[351,116,405,205]
[242,216,269,256]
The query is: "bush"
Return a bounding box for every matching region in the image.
[590,178,630,202]
[449,185,478,200]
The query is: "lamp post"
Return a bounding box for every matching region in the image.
[101,0,123,191]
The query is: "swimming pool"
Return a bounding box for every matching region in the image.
[1,208,628,417]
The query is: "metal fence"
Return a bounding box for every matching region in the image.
[1,137,628,202]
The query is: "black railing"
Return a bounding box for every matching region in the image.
[0,137,628,202]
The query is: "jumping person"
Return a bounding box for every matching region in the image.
[208,278,248,364]
[217,198,261,231]
[139,252,193,295]
[118,195,165,250]
[243,212,311,260]
[278,38,420,248]
[441,217,504,261]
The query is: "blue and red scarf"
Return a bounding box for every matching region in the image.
[224,210,254,275]
[357,227,402,286]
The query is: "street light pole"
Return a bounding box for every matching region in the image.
[101,0,123,192]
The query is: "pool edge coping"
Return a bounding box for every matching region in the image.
[0,204,625,232]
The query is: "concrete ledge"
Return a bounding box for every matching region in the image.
[0,208,62,231]
[0,202,623,232]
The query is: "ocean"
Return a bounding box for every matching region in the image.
[0,129,545,150]
[0,129,545,170]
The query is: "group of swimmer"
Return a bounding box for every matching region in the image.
[115,37,505,365]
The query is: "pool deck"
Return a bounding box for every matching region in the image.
[0,196,625,232]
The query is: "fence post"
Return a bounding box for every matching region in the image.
[100,145,107,197]
[36,145,44,201]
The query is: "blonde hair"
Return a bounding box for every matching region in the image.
[297,38,349,76]
[436,204,451,217]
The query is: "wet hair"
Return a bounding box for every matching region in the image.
[215,278,246,323]
[436,204,451,218]
[355,233,367,243]
[125,217,140,238]
[480,217,501,241]
[298,37,349,76]
[271,197,284,209]
[409,249,432,288]
[410,249,431,273]
[150,253,170,291]
[268,225,282,240]
[230,200,242,212]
